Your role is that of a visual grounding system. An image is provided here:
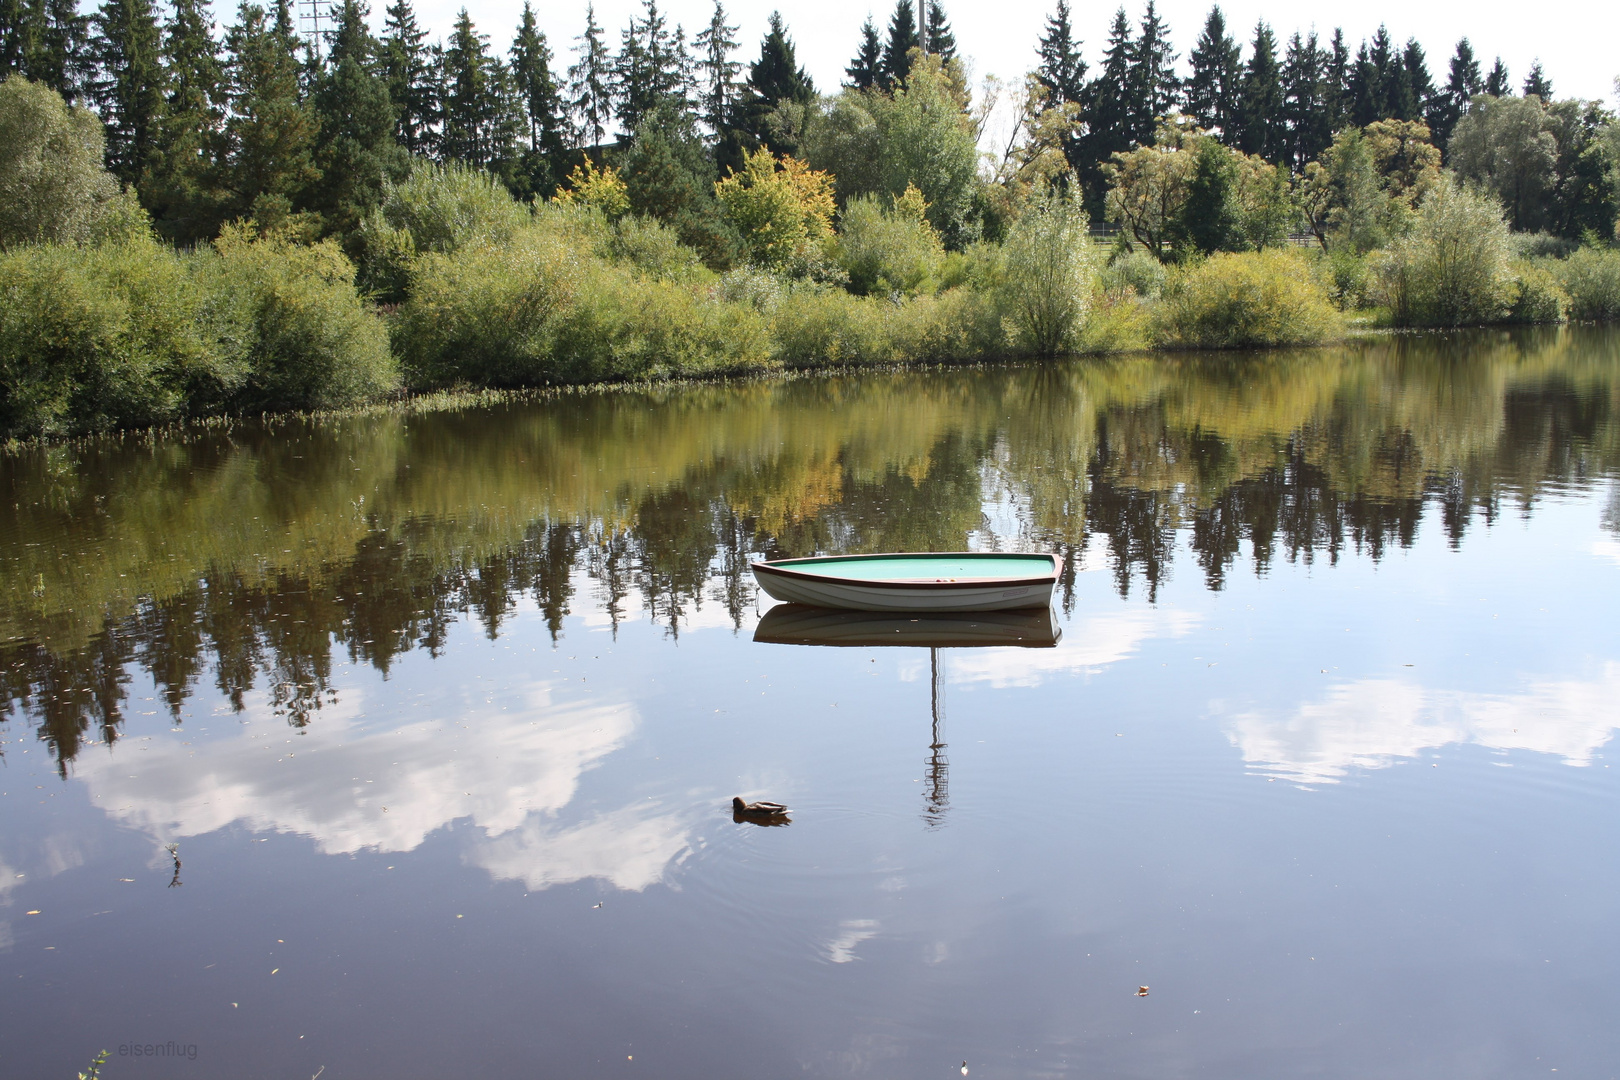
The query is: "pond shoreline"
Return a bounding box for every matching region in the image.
[0,320,1459,455]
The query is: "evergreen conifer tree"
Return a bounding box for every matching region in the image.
[0,0,28,78]
[613,0,686,137]
[1323,28,1349,132]
[1348,40,1382,126]
[308,0,405,235]
[880,0,918,90]
[146,0,225,239]
[1234,21,1282,161]
[1185,5,1239,137]
[11,0,94,99]
[1124,0,1177,144]
[1522,60,1551,100]
[92,0,166,183]
[1076,7,1133,209]
[1428,38,1481,148]
[380,0,434,154]
[693,0,739,133]
[1035,0,1085,107]
[440,8,501,164]
[923,1,955,63]
[1483,57,1509,97]
[1400,40,1433,122]
[220,0,317,227]
[845,16,880,91]
[568,2,611,147]
[1280,30,1327,169]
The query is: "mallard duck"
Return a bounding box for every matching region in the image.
[732,796,789,816]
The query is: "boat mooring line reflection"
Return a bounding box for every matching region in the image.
[755,605,1062,826]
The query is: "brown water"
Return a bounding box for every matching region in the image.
[4,328,1620,1078]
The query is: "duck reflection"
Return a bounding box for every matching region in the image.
[754,606,1061,826]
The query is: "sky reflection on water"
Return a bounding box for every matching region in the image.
[3,328,1620,1078]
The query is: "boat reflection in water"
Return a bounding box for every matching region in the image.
[754,604,1061,826]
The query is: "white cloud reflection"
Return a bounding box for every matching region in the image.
[942,608,1201,689]
[76,683,694,892]
[1226,664,1620,784]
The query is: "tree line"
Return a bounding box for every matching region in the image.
[0,0,1613,251]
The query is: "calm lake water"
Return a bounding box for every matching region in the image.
[4,328,1620,1079]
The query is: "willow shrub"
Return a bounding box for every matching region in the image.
[1555,248,1620,321]
[395,224,770,387]
[0,237,215,437]
[1154,249,1343,349]
[1505,261,1570,324]
[997,188,1098,355]
[203,227,398,410]
[1375,181,1515,327]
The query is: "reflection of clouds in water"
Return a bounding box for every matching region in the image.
[1227,664,1620,784]
[826,919,879,963]
[75,684,691,891]
[1593,536,1620,568]
[466,805,692,892]
[940,608,1200,689]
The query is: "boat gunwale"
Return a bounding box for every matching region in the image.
[750,552,1063,592]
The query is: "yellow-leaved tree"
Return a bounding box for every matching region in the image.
[714,147,835,272]
[554,159,630,220]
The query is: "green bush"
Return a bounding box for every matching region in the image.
[1154,248,1343,348]
[834,192,945,297]
[998,187,1099,355]
[1099,248,1167,300]
[1375,180,1515,327]
[1506,260,1569,324]
[1322,248,1371,309]
[356,160,532,300]
[0,237,218,437]
[204,227,398,410]
[394,223,770,386]
[1556,247,1620,321]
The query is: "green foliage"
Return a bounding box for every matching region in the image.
[1375,180,1516,327]
[1154,249,1343,348]
[997,185,1098,355]
[802,56,980,248]
[0,75,145,249]
[1176,138,1243,255]
[834,188,945,297]
[1555,247,1620,321]
[1505,260,1569,324]
[356,159,532,300]
[1100,247,1167,299]
[393,218,770,387]
[205,225,398,410]
[1323,248,1371,310]
[0,236,215,436]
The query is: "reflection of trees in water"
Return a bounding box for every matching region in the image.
[4,330,1620,774]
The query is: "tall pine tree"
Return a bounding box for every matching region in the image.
[1483,57,1509,97]
[693,0,738,133]
[1035,0,1085,107]
[381,0,434,155]
[845,15,880,91]
[1186,5,1239,137]
[1522,60,1551,99]
[923,1,955,63]
[724,9,811,162]
[1428,38,1481,148]
[1234,21,1282,161]
[613,0,686,137]
[1398,40,1432,122]
[879,0,918,90]
[308,0,405,236]
[511,2,565,183]
[568,2,611,147]
[220,0,317,227]
[1077,7,1133,210]
[146,0,225,239]
[93,0,166,184]
[1280,30,1328,169]
[1124,0,1177,144]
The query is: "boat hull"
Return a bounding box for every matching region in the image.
[751,553,1062,613]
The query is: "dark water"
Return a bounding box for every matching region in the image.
[4,328,1620,1079]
